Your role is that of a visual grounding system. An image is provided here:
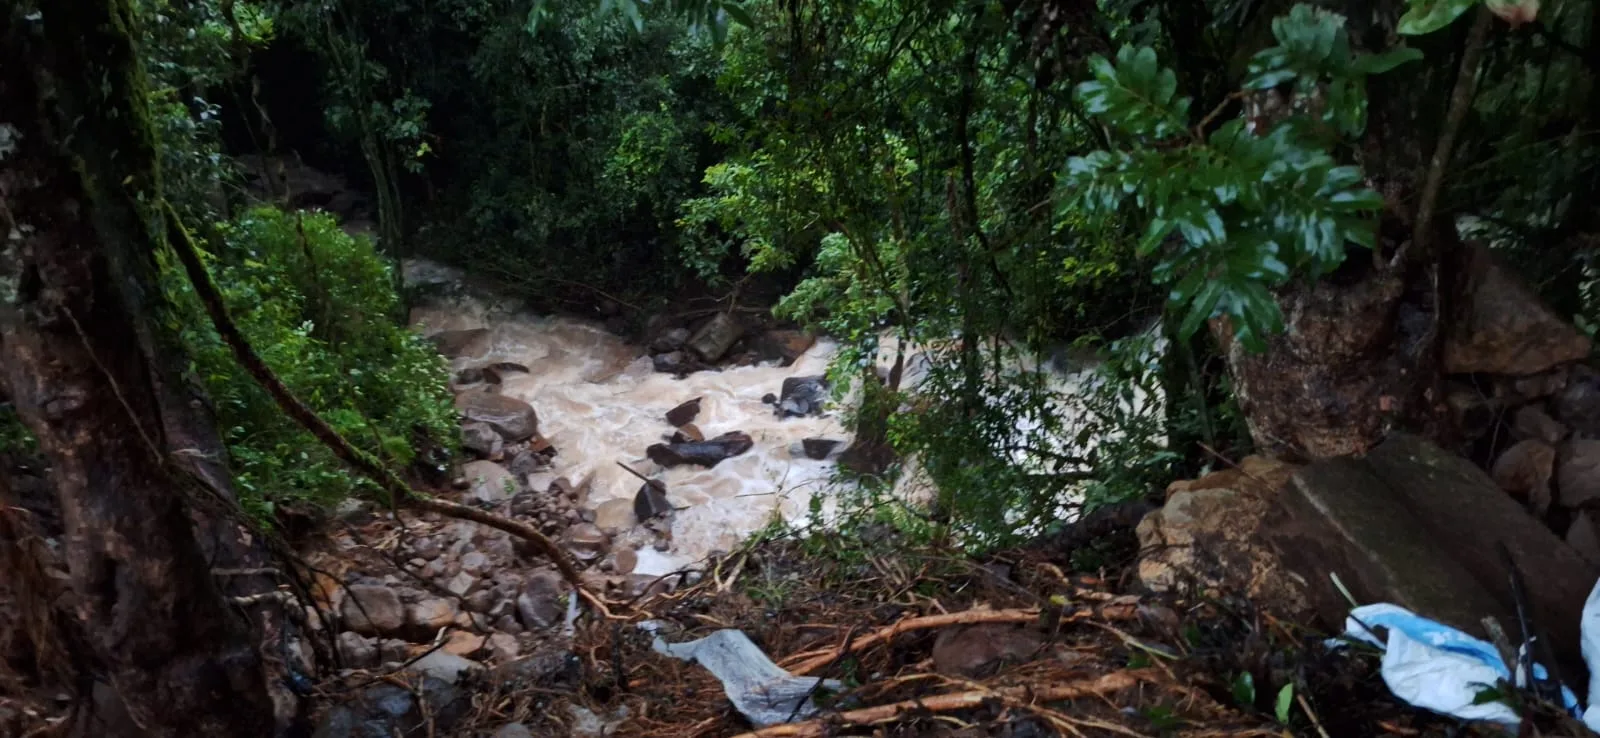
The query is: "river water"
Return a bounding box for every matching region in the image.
[403,259,1160,576]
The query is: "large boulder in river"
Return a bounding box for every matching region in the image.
[429,328,493,360]
[1442,243,1591,375]
[646,431,754,468]
[777,376,829,418]
[1267,433,1597,683]
[687,313,745,362]
[752,329,816,365]
[456,391,539,441]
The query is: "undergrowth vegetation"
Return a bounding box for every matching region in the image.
[161,208,455,519]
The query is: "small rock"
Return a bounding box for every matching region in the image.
[517,570,567,629]
[548,476,575,499]
[487,632,520,663]
[1557,365,1600,438]
[446,572,478,597]
[461,422,504,458]
[1491,439,1557,514]
[761,393,777,405]
[442,630,485,657]
[932,624,1045,677]
[462,460,520,503]
[801,438,842,460]
[454,366,487,386]
[495,724,534,738]
[666,397,703,427]
[563,523,609,560]
[505,449,544,477]
[456,391,540,442]
[421,559,446,579]
[378,639,412,665]
[606,548,639,575]
[595,498,635,531]
[653,351,692,374]
[408,651,482,685]
[337,632,379,669]
[495,614,524,635]
[1514,405,1569,444]
[671,423,705,443]
[650,327,691,353]
[340,585,406,636]
[482,362,531,384]
[411,537,443,560]
[1559,439,1600,508]
[465,590,495,613]
[1442,243,1592,375]
[634,480,673,522]
[461,551,490,574]
[407,598,459,635]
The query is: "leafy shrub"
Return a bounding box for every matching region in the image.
[162,206,454,520]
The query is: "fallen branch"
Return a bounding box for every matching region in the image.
[164,203,593,605]
[780,604,1137,676]
[729,670,1144,738]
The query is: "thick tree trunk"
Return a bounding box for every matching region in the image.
[1212,0,1475,460]
[0,2,279,735]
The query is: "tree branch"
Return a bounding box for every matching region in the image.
[163,203,596,606]
[1404,7,1494,266]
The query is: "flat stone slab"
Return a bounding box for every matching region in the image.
[1269,433,1596,685]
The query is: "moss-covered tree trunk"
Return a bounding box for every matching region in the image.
[0,2,279,734]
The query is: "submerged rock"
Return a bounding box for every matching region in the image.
[646,431,754,468]
[428,328,492,359]
[777,376,828,418]
[456,391,539,441]
[666,397,702,427]
[634,479,673,522]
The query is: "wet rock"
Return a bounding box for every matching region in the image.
[454,366,487,386]
[378,639,411,665]
[446,572,478,597]
[1569,511,1600,568]
[442,630,485,657]
[483,362,531,384]
[461,551,490,574]
[777,376,828,418]
[653,351,692,374]
[595,498,635,531]
[931,624,1045,677]
[429,328,492,359]
[337,632,379,669]
[562,523,609,560]
[801,438,842,460]
[688,313,745,362]
[1491,439,1556,513]
[409,651,482,686]
[487,632,520,662]
[646,431,754,468]
[455,391,540,442]
[1513,404,1568,444]
[671,423,705,443]
[651,327,691,353]
[1269,433,1597,679]
[464,590,495,613]
[462,460,520,503]
[1556,365,1600,438]
[548,476,575,499]
[1558,439,1600,508]
[495,615,524,635]
[752,329,816,366]
[461,422,503,458]
[341,585,406,636]
[1442,243,1592,375]
[410,537,442,560]
[603,548,639,575]
[517,570,567,629]
[633,479,673,522]
[312,678,467,738]
[407,598,459,635]
[1444,382,1497,441]
[1136,457,1308,613]
[1505,368,1570,403]
[505,449,545,477]
[666,397,702,427]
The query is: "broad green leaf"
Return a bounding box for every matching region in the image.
[1397,0,1479,35]
[1179,278,1224,339]
[1350,47,1424,74]
[1232,671,1257,706]
[1275,684,1295,723]
[721,1,756,27]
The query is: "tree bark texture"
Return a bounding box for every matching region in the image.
[0,2,277,735]
[1211,0,1478,460]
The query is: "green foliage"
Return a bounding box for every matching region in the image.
[0,404,36,455]
[1066,5,1409,351]
[1274,683,1295,723]
[162,207,455,519]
